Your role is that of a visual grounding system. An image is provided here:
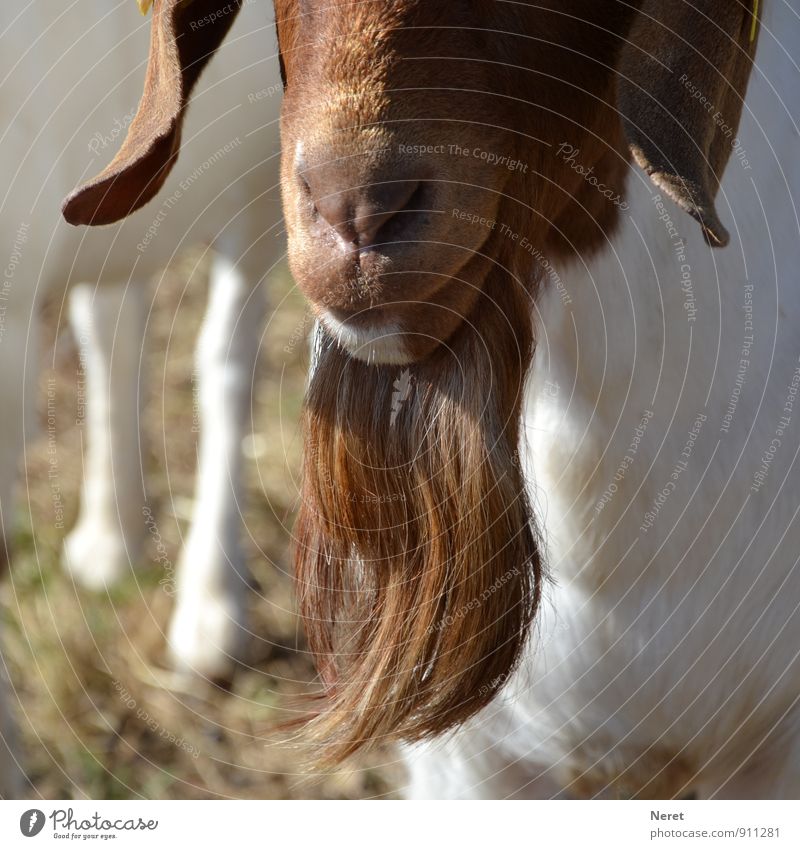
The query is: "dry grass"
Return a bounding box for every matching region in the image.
[1,248,403,799]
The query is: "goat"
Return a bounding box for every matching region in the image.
[65,0,800,799]
[0,0,282,796]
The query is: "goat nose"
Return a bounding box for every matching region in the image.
[300,161,420,248]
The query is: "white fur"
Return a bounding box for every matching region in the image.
[0,0,282,794]
[320,310,412,365]
[405,0,800,799]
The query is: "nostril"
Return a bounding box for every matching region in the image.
[371,181,426,246]
[296,143,425,249]
[296,161,323,231]
[297,166,317,218]
[353,180,421,248]
[310,179,422,250]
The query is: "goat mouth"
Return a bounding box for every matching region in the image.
[298,224,500,363]
[292,192,501,319]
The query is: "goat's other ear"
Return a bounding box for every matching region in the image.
[618,1,760,247]
[62,0,242,226]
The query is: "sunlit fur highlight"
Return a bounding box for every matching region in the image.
[294,270,541,761]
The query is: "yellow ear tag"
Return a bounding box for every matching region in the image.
[750,0,759,43]
[137,0,153,15]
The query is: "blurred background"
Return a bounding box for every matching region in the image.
[2,252,402,799]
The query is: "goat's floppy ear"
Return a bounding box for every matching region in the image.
[618,1,760,247]
[62,0,242,226]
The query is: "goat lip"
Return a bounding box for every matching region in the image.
[334,240,415,270]
[300,254,449,316]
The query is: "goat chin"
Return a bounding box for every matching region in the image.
[294,270,542,762]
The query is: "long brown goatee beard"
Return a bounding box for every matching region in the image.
[294,270,542,762]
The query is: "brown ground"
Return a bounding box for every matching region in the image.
[2,249,403,799]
